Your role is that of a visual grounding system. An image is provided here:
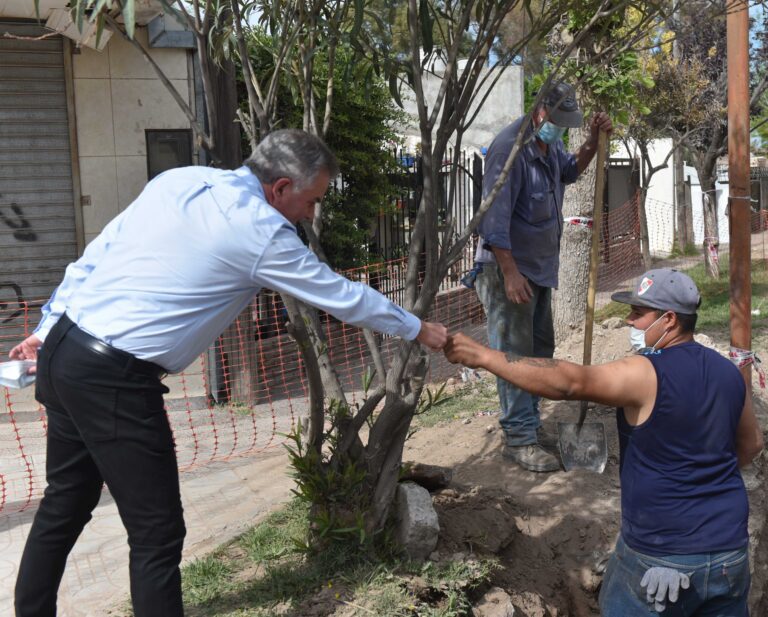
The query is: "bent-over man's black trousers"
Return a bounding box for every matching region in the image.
[15,315,185,617]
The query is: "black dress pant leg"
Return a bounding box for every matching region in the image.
[14,398,104,617]
[15,322,185,617]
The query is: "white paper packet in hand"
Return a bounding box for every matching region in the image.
[0,360,36,389]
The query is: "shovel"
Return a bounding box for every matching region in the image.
[558,130,609,473]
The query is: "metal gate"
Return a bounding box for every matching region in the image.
[0,21,78,345]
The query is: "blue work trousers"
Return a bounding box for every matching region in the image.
[599,535,750,616]
[475,263,554,445]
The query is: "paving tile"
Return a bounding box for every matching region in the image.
[0,449,292,616]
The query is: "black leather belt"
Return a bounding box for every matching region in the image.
[61,314,167,378]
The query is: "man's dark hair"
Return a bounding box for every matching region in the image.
[675,312,698,333]
[655,309,698,333]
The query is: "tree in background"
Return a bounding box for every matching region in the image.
[666,2,728,278]
[662,0,768,278]
[620,29,707,258]
[750,9,768,154]
[545,8,669,341]
[246,34,406,270]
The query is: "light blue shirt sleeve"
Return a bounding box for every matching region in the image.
[34,211,127,341]
[252,226,422,341]
[34,166,423,372]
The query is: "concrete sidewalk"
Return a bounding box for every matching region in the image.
[0,448,293,616]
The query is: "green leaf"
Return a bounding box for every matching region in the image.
[389,74,403,108]
[75,0,86,34]
[351,0,364,39]
[94,13,106,48]
[361,366,375,393]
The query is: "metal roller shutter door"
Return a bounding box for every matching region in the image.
[0,21,78,344]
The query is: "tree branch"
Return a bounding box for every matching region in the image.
[230,0,269,149]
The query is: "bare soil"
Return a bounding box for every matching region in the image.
[400,321,768,616]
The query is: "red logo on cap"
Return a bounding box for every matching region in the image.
[638,277,653,296]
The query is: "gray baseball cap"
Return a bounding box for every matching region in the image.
[541,81,583,128]
[611,268,701,314]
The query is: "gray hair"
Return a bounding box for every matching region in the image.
[244,129,339,190]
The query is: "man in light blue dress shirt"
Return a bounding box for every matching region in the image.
[9,129,447,617]
[475,82,611,473]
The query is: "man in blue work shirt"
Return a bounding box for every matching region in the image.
[475,81,612,472]
[9,129,448,617]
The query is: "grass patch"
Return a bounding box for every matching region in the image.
[668,242,700,258]
[180,499,497,616]
[595,258,768,332]
[183,556,233,606]
[414,378,498,428]
[212,401,254,417]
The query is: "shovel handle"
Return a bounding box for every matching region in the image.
[576,403,588,434]
[578,130,608,432]
[583,130,609,369]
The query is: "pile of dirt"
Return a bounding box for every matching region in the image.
[402,319,768,616]
[404,393,622,616]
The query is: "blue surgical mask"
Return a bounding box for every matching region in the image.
[629,312,670,354]
[536,121,566,144]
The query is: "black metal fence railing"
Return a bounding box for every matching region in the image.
[369,148,484,287]
[248,148,484,344]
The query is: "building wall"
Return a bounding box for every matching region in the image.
[72,27,193,242]
[398,63,524,153]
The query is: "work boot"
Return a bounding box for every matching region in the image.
[536,426,559,450]
[502,444,560,472]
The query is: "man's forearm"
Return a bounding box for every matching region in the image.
[491,247,521,280]
[483,348,580,400]
[575,134,599,173]
[736,394,764,467]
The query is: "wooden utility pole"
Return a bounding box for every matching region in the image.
[727,0,752,385]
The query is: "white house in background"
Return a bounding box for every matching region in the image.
[1,0,200,313]
[398,59,524,154]
[614,138,731,256]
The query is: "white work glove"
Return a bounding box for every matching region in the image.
[640,566,690,612]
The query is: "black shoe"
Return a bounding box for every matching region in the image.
[502,444,560,472]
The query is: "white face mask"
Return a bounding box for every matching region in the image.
[629,312,670,353]
[629,327,646,351]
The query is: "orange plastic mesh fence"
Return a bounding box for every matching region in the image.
[591,194,768,298]
[1,195,766,514]
[0,256,486,514]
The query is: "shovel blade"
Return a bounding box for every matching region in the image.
[557,422,608,473]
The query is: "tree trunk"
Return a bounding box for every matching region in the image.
[211,57,252,403]
[209,57,243,168]
[684,176,695,249]
[700,171,721,278]
[638,189,652,267]
[674,150,689,252]
[220,309,257,405]
[366,351,428,532]
[553,127,595,344]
